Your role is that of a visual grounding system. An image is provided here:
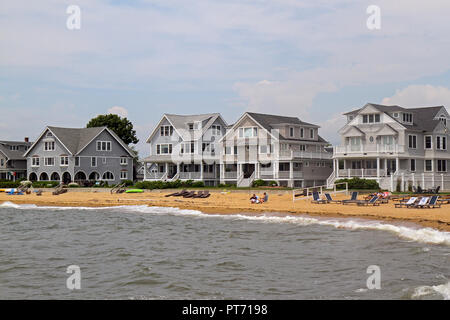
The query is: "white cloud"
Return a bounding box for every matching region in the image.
[381,85,450,107]
[108,106,129,118]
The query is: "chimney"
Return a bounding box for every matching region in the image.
[24,137,29,142]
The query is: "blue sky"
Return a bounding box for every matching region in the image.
[1,0,450,155]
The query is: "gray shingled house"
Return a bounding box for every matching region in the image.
[24,126,135,185]
[330,103,450,191]
[0,138,32,180]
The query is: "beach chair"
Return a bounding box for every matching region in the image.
[182,191,196,198]
[357,195,380,206]
[200,190,210,198]
[324,193,342,203]
[342,192,359,205]
[394,197,417,208]
[422,195,441,208]
[192,191,204,198]
[414,197,430,209]
[311,191,327,204]
[165,189,187,197]
[295,188,307,197]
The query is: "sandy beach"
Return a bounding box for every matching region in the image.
[1,190,449,232]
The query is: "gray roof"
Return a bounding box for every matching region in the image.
[245,112,327,143]
[0,140,32,160]
[164,113,223,141]
[26,126,135,156]
[344,103,446,132]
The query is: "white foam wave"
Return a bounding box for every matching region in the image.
[2,202,450,246]
[412,281,450,300]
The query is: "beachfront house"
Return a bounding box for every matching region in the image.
[219,112,333,187]
[24,126,135,185]
[0,138,33,180]
[142,113,228,186]
[328,103,450,191]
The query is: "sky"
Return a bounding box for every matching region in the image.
[1,0,450,155]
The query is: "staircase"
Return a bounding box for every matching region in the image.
[326,170,336,188]
[238,171,255,187]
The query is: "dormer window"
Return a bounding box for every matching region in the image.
[309,128,314,139]
[289,127,294,137]
[188,122,201,130]
[160,125,173,136]
[239,127,258,138]
[362,114,381,124]
[439,115,447,126]
[402,113,413,124]
[46,132,53,137]
[348,115,354,121]
[393,112,399,118]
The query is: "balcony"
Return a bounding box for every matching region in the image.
[179,172,201,180]
[334,144,405,155]
[145,172,166,180]
[279,150,332,160]
[337,169,386,178]
[223,171,238,179]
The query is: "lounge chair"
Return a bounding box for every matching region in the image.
[311,191,327,204]
[324,193,342,203]
[182,191,196,198]
[165,189,187,197]
[417,186,423,194]
[394,197,417,208]
[295,189,307,197]
[342,192,359,205]
[357,195,380,206]
[422,195,441,208]
[414,197,430,208]
[192,191,205,198]
[200,190,210,198]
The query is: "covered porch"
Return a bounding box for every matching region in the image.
[334,157,401,178]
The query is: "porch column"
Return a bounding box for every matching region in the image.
[395,157,399,174]
[165,163,168,178]
[289,161,293,180]
[384,158,387,176]
[376,157,380,178]
[200,161,204,180]
[177,163,180,175]
[335,159,339,178]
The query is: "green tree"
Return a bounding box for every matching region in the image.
[86,114,139,145]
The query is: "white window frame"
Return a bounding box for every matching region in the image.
[44,141,55,151]
[120,157,128,165]
[120,171,128,179]
[259,144,273,154]
[156,144,172,155]
[160,125,173,136]
[289,127,294,138]
[44,157,55,166]
[96,141,112,152]
[31,157,40,167]
[437,159,447,172]
[408,135,417,149]
[436,135,447,150]
[211,125,221,136]
[410,159,416,172]
[91,156,97,167]
[181,142,195,154]
[238,127,258,138]
[102,171,115,181]
[75,157,80,167]
[60,156,69,166]
[424,159,433,172]
[309,128,314,139]
[424,135,433,150]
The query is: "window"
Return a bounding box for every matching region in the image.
[436,136,447,150]
[425,159,433,172]
[289,127,294,137]
[310,129,314,139]
[211,125,221,135]
[393,112,399,118]
[96,141,112,151]
[102,157,107,164]
[91,157,97,167]
[425,136,432,149]
[9,145,19,151]
[410,159,416,172]
[408,135,417,149]
[120,171,128,179]
[32,157,40,167]
[188,123,194,130]
[44,141,55,151]
[439,115,447,126]
[362,114,381,124]
[181,142,195,154]
[160,125,173,136]
[402,113,413,123]
[300,128,304,138]
[304,161,309,167]
[120,157,128,165]
[202,143,215,153]
[348,115,354,121]
[156,144,172,154]
[102,171,114,180]
[60,156,69,166]
[259,145,273,154]
[44,157,55,166]
[75,157,80,167]
[300,145,306,151]
[188,122,200,130]
[239,127,258,138]
[437,160,447,172]
[0,159,3,166]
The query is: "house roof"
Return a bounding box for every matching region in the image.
[25,126,135,157]
[0,141,32,160]
[344,103,446,132]
[245,112,327,143]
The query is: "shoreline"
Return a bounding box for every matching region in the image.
[1,191,450,232]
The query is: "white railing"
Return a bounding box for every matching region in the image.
[248,171,256,186]
[260,170,274,179]
[326,170,336,188]
[237,172,244,186]
[338,168,386,178]
[224,171,238,179]
[145,172,165,180]
[334,144,405,154]
[179,172,201,180]
[202,172,217,179]
[279,150,332,159]
[388,172,450,192]
[293,171,303,178]
[168,172,180,181]
[278,171,290,179]
[293,182,348,202]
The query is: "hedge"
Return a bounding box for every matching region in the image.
[0,180,21,188]
[334,178,380,190]
[251,179,278,187]
[134,179,204,190]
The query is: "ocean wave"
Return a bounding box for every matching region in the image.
[2,201,450,246]
[412,281,450,300]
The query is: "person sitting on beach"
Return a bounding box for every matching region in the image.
[250,194,257,204]
[260,192,268,203]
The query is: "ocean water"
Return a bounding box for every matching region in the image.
[0,201,449,300]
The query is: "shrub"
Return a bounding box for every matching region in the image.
[68,182,80,188]
[121,179,134,187]
[191,181,204,188]
[0,180,21,188]
[334,178,379,190]
[32,181,60,188]
[267,180,278,187]
[252,179,266,187]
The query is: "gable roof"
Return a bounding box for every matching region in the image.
[146,113,226,142]
[0,141,32,160]
[343,103,447,132]
[24,126,135,157]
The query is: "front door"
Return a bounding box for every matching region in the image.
[242,164,255,178]
[387,160,396,176]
